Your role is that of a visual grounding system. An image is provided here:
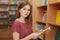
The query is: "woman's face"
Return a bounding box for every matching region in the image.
[19,5,31,18]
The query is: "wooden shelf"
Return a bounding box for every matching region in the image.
[32,0,60,40]
[9,10,18,11]
[9,4,18,6]
[48,22,60,27]
[49,1,60,5]
[0,1,19,40]
[0,25,9,29]
[0,4,9,6]
[0,18,9,20]
[9,15,16,16]
[0,11,9,13]
[36,21,46,25]
[37,5,47,8]
[37,6,47,10]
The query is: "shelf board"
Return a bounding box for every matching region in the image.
[0,11,9,13]
[49,1,60,5]
[0,25,9,29]
[9,4,18,6]
[9,14,16,15]
[48,22,60,27]
[36,21,46,25]
[9,10,18,11]
[37,5,47,8]
[0,4,9,6]
[37,5,47,10]
[0,18,9,20]
[9,19,16,21]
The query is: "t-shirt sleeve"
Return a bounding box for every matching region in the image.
[12,21,20,33]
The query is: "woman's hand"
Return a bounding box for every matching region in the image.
[30,29,44,39]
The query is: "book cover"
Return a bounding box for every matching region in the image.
[56,10,60,24]
[36,23,46,40]
[58,0,60,1]
[55,30,60,40]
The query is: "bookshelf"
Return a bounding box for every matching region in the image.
[0,0,19,40]
[32,0,60,40]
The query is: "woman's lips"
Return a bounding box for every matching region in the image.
[25,14,28,16]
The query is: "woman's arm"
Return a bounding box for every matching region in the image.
[13,32,20,40]
[13,32,32,40]
[13,29,44,40]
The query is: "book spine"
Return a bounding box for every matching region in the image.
[56,10,60,24]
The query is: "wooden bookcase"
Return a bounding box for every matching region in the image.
[32,0,60,40]
[0,1,18,40]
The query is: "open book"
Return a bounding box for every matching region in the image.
[37,27,51,35]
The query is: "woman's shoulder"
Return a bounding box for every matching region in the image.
[13,19,19,24]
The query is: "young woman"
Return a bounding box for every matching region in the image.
[12,1,43,40]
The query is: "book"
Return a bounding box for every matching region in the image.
[42,12,47,23]
[10,0,19,4]
[37,27,51,35]
[9,11,16,15]
[40,0,48,6]
[10,6,18,10]
[56,10,60,24]
[36,27,51,40]
[2,13,8,18]
[0,6,9,11]
[3,20,9,24]
[55,30,60,40]
[10,15,16,20]
[45,0,48,5]
[58,0,60,1]
[36,23,46,40]
[0,0,9,4]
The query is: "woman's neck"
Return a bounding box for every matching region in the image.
[17,16,26,23]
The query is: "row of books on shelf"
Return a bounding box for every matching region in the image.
[40,0,48,6]
[0,6,9,11]
[0,6,18,11]
[0,13,16,20]
[10,6,18,10]
[0,19,15,25]
[9,11,16,15]
[10,0,19,4]
[0,0,19,4]
[0,20,9,25]
[0,13,8,18]
[39,0,60,6]
[9,15,16,20]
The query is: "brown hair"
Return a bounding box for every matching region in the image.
[16,1,32,24]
